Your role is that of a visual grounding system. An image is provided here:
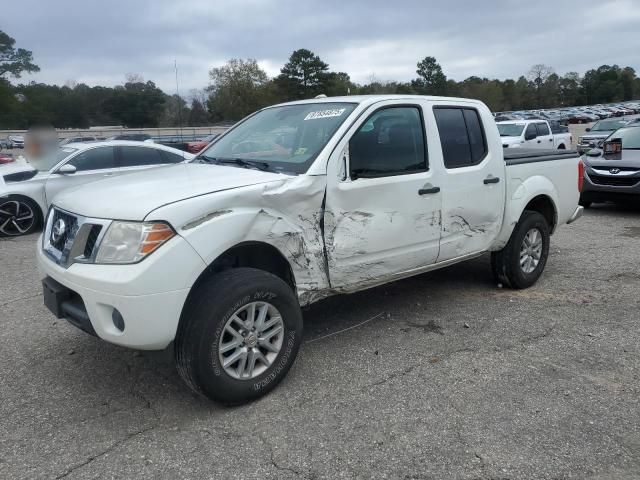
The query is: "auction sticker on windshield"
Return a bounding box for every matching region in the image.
[304,108,346,120]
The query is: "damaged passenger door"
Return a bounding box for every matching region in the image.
[431,105,505,260]
[324,102,442,291]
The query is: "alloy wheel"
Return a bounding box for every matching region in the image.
[520,227,543,274]
[0,200,35,236]
[218,301,285,380]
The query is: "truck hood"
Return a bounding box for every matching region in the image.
[52,163,287,220]
[580,131,613,140]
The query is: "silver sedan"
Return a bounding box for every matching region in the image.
[0,141,194,236]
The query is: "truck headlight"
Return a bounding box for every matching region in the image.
[95,221,175,264]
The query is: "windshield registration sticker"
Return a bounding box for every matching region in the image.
[304,108,346,121]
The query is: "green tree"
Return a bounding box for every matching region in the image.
[412,56,447,95]
[0,30,39,78]
[103,79,166,128]
[207,58,274,121]
[188,98,209,126]
[277,49,329,99]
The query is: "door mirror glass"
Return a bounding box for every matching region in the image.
[57,164,77,174]
[585,127,591,132]
[586,149,601,158]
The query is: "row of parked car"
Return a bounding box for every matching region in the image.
[494,101,640,125]
[2,132,219,154]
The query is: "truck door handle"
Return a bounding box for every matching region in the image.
[418,186,440,195]
[483,176,500,184]
[549,138,553,142]
[537,140,542,143]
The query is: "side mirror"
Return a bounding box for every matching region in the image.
[586,149,601,158]
[524,132,537,141]
[585,128,591,132]
[57,164,77,174]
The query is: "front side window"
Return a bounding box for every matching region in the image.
[525,124,537,139]
[434,107,487,168]
[199,102,357,174]
[349,106,427,178]
[67,147,117,172]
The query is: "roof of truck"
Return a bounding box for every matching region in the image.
[272,94,486,108]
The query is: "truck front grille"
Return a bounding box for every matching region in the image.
[43,208,111,267]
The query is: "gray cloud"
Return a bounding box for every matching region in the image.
[6,0,640,93]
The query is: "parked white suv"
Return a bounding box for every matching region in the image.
[38,95,584,404]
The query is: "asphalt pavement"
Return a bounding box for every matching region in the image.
[1,204,639,479]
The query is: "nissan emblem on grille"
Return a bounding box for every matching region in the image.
[609,168,621,174]
[51,218,66,243]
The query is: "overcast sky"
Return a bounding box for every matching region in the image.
[6,0,640,95]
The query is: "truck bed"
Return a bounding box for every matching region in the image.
[504,148,579,166]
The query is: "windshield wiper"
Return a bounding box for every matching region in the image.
[194,154,218,164]
[198,155,271,170]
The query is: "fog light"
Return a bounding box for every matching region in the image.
[112,309,125,332]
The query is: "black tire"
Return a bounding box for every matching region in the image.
[491,210,550,289]
[175,268,303,405]
[579,199,592,208]
[557,144,566,150]
[0,195,43,237]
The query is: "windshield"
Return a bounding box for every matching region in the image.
[607,127,640,149]
[198,102,357,173]
[28,147,77,171]
[497,123,525,137]
[591,120,628,132]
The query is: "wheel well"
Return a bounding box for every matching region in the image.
[524,195,557,232]
[192,242,296,293]
[557,144,566,149]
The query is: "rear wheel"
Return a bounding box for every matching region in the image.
[0,196,42,236]
[491,211,550,289]
[175,268,303,405]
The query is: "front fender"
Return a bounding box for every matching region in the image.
[147,175,329,305]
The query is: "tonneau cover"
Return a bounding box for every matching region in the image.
[504,148,579,166]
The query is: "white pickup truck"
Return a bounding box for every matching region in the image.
[38,95,584,404]
[498,119,572,150]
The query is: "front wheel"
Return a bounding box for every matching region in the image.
[175,268,303,405]
[491,211,550,289]
[0,196,42,236]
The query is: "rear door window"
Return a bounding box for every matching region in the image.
[433,107,487,168]
[118,146,166,167]
[536,123,550,136]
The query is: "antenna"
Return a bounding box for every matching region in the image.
[174,60,184,140]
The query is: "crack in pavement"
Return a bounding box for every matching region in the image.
[0,292,40,308]
[54,425,156,479]
[258,433,312,479]
[363,326,556,390]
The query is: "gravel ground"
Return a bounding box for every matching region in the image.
[1,205,640,480]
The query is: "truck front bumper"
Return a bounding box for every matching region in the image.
[37,235,207,350]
